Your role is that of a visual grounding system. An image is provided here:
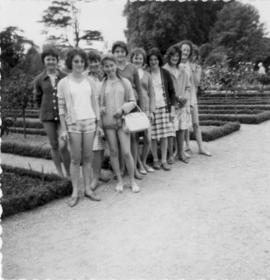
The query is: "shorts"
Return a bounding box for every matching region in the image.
[67,118,96,134]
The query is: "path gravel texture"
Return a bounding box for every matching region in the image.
[2,121,270,280]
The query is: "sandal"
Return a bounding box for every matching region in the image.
[131,182,140,193]
[115,182,124,193]
[144,164,155,173]
[161,162,171,171]
[167,156,175,165]
[68,196,79,207]
[139,167,147,175]
[85,191,101,202]
[153,160,161,170]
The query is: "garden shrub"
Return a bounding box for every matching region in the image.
[199,111,270,124]
[191,122,240,141]
[1,141,51,159]
[1,164,72,218]
[9,127,46,135]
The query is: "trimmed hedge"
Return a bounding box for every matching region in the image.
[199,104,270,110]
[190,122,240,142]
[9,127,46,135]
[199,111,270,124]
[199,109,262,115]
[1,164,72,218]
[1,141,51,159]
[13,119,43,129]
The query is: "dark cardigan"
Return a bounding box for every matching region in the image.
[150,68,176,113]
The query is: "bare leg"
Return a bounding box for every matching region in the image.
[81,131,95,194]
[105,129,123,192]
[131,133,143,179]
[91,150,103,189]
[118,128,139,192]
[176,129,189,163]
[58,125,70,177]
[68,132,82,201]
[167,136,175,164]
[43,121,64,177]
[160,137,168,164]
[192,105,211,156]
[141,128,154,172]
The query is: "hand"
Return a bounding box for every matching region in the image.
[100,106,106,115]
[113,108,123,118]
[169,114,175,123]
[60,131,69,142]
[149,112,154,122]
[176,97,187,108]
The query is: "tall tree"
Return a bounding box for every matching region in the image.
[123,0,226,53]
[208,1,266,66]
[0,26,34,77]
[40,0,103,47]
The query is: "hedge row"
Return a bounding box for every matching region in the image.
[199,101,270,105]
[1,164,72,218]
[190,122,240,142]
[199,109,261,115]
[199,104,270,110]
[9,127,47,135]
[1,141,51,159]
[13,119,43,129]
[199,111,270,124]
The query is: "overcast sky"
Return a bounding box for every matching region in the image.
[1,0,270,50]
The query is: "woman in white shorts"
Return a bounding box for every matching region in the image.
[58,48,101,207]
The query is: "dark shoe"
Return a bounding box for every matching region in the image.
[68,196,79,207]
[153,160,161,170]
[85,191,101,202]
[161,162,171,171]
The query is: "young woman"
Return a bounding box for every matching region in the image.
[87,50,108,190]
[57,48,101,207]
[163,45,191,163]
[34,48,70,177]
[100,55,140,193]
[178,40,211,157]
[147,47,176,171]
[130,47,155,174]
[112,41,144,180]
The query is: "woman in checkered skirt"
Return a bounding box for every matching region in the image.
[146,48,176,171]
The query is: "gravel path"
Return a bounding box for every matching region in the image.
[2,121,270,280]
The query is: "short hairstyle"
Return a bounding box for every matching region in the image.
[146,47,164,67]
[165,45,182,66]
[88,50,101,62]
[65,48,88,70]
[130,47,147,65]
[111,41,128,55]
[178,40,194,59]
[41,47,59,64]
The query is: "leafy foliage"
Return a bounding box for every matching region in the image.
[123,0,226,53]
[208,1,268,67]
[40,0,103,47]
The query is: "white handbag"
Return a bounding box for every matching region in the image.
[122,105,150,133]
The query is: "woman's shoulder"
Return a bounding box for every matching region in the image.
[58,75,69,87]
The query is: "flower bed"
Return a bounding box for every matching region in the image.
[1,165,72,218]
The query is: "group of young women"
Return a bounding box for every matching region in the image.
[34,40,211,207]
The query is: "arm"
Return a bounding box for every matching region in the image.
[192,64,202,87]
[121,79,136,114]
[133,67,143,107]
[166,70,176,115]
[148,75,156,114]
[33,77,43,107]
[57,80,68,139]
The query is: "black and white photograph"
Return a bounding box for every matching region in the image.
[1,0,270,279]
